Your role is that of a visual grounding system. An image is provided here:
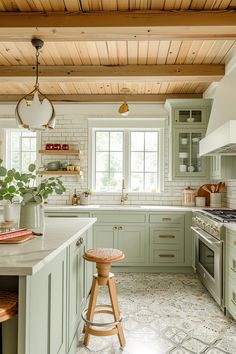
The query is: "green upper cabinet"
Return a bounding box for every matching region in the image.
[165,99,211,180]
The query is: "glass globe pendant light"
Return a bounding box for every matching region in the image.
[15,38,55,131]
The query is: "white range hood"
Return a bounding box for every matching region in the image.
[200,65,236,156]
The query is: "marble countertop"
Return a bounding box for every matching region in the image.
[0,217,96,276]
[44,204,198,212]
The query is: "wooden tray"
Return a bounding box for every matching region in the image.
[0,233,35,244]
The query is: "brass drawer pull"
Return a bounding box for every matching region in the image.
[159,235,175,239]
[162,218,171,221]
[76,237,84,246]
[118,226,123,230]
[113,226,118,230]
[159,254,175,258]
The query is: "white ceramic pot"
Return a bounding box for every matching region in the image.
[80,195,91,205]
[20,202,44,233]
[3,203,20,226]
[210,193,222,208]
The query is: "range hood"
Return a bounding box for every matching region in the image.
[200,66,236,156]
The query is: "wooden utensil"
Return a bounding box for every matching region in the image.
[202,185,211,193]
[216,182,221,193]
[219,182,226,192]
[211,185,216,193]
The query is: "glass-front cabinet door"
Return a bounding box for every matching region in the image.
[174,128,208,177]
[175,108,207,125]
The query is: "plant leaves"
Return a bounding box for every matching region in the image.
[28,164,36,173]
[0,166,7,177]
[8,186,16,194]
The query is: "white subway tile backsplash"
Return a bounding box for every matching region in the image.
[40,113,211,206]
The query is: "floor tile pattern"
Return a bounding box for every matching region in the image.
[77,273,236,354]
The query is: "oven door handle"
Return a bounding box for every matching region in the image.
[191,226,223,245]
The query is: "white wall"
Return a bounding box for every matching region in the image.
[0,102,210,205]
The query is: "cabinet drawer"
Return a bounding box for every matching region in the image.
[149,213,184,226]
[226,274,236,320]
[150,228,184,245]
[92,212,146,224]
[150,246,184,264]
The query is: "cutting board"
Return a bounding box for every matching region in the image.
[197,184,212,206]
[0,233,35,244]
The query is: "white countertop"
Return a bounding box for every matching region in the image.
[225,223,236,232]
[44,204,197,212]
[0,217,96,276]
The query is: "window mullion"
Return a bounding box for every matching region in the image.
[124,129,130,191]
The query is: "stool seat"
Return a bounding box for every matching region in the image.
[84,247,124,263]
[0,291,18,323]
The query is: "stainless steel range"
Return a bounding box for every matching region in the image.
[191,209,236,309]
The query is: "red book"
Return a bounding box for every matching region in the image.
[0,229,32,241]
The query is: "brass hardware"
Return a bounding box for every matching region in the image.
[159,254,175,258]
[159,235,175,239]
[113,226,118,230]
[76,237,84,246]
[118,226,123,230]
[162,217,171,221]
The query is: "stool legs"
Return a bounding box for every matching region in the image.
[83,277,99,347]
[108,277,126,348]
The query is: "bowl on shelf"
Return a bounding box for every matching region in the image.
[47,161,61,171]
[187,117,195,123]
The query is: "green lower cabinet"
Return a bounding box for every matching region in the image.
[93,224,116,248]
[149,227,184,266]
[67,234,86,353]
[115,224,148,266]
[225,229,236,320]
[26,249,67,354]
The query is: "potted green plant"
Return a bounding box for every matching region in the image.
[80,189,92,205]
[0,161,66,231]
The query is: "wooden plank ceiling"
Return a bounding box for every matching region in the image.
[0,0,235,102]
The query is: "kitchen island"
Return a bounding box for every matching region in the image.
[0,217,96,354]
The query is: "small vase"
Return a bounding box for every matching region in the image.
[20,202,44,233]
[3,203,20,226]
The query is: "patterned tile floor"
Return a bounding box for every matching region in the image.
[78,273,236,354]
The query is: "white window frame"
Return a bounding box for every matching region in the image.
[88,118,165,194]
[4,128,39,171]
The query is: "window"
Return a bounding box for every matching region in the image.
[92,129,161,193]
[5,129,37,172]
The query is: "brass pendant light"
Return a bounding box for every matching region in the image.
[118,88,130,116]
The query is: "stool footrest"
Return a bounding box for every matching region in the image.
[87,327,118,337]
[82,305,122,327]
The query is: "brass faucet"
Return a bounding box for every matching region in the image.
[120,178,128,205]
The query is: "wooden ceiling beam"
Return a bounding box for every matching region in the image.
[0,11,235,40]
[0,65,224,82]
[0,93,202,103]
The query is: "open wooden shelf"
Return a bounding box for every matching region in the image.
[39,150,80,155]
[37,170,81,175]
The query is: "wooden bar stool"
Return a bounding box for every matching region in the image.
[82,248,125,348]
[0,291,18,354]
